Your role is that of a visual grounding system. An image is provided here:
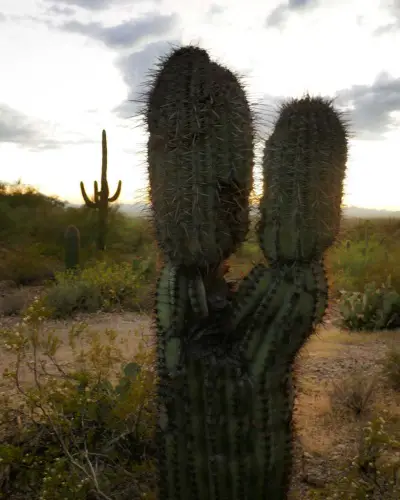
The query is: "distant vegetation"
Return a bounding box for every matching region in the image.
[1,180,400,327]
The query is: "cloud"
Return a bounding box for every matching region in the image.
[0,13,7,22]
[113,39,181,118]
[207,4,225,17]
[334,72,400,139]
[43,0,161,12]
[43,0,117,11]
[46,5,76,16]
[0,104,45,145]
[0,104,94,151]
[247,72,400,142]
[265,0,317,28]
[375,0,400,35]
[59,13,179,49]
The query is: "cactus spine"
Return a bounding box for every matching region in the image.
[146,46,348,500]
[80,129,122,251]
[64,224,80,271]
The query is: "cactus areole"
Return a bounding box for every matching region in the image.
[80,129,122,251]
[145,45,348,500]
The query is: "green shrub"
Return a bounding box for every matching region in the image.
[0,245,58,285]
[337,280,400,331]
[326,237,400,297]
[0,302,157,499]
[0,182,155,270]
[310,414,400,499]
[131,250,157,281]
[42,261,149,318]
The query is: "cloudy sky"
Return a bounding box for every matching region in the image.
[0,0,399,209]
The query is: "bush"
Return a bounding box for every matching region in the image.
[0,181,155,271]
[328,371,377,419]
[326,216,400,297]
[326,237,400,297]
[0,301,157,499]
[42,261,150,318]
[0,246,58,285]
[337,280,400,331]
[310,414,400,499]
[381,347,400,392]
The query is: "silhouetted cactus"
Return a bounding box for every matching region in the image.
[145,45,349,500]
[80,129,121,251]
[64,225,80,271]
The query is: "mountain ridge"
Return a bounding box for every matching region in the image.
[67,202,400,219]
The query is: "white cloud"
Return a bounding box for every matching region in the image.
[0,0,399,209]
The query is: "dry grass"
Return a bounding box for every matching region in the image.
[291,323,400,498]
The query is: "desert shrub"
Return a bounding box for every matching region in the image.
[338,280,400,331]
[326,237,400,297]
[310,414,400,499]
[42,261,149,318]
[0,288,32,316]
[0,182,154,270]
[338,217,400,245]
[131,250,157,281]
[381,346,400,392]
[328,371,377,419]
[0,245,58,285]
[0,301,157,499]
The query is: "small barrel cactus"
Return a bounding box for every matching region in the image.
[64,224,80,271]
[144,45,348,500]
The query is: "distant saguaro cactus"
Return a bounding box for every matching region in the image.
[64,224,80,271]
[145,45,348,500]
[80,129,122,251]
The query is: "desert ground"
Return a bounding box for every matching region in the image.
[1,297,398,498]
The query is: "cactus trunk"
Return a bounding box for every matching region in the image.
[145,45,348,499]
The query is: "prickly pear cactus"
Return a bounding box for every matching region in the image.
[145,45,348,500]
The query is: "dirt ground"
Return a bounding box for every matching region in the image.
[0,304,399,498]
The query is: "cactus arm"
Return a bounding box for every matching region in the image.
[101,129,107,182]
[146,47,253,269]
[80,181,97,208]
[94,181,100,203]
[188,273,209,317]
[108,180,122,202]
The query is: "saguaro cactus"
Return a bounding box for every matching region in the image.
[80,129,122,251]
[64,224,80,271]
[145,46,348,500]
